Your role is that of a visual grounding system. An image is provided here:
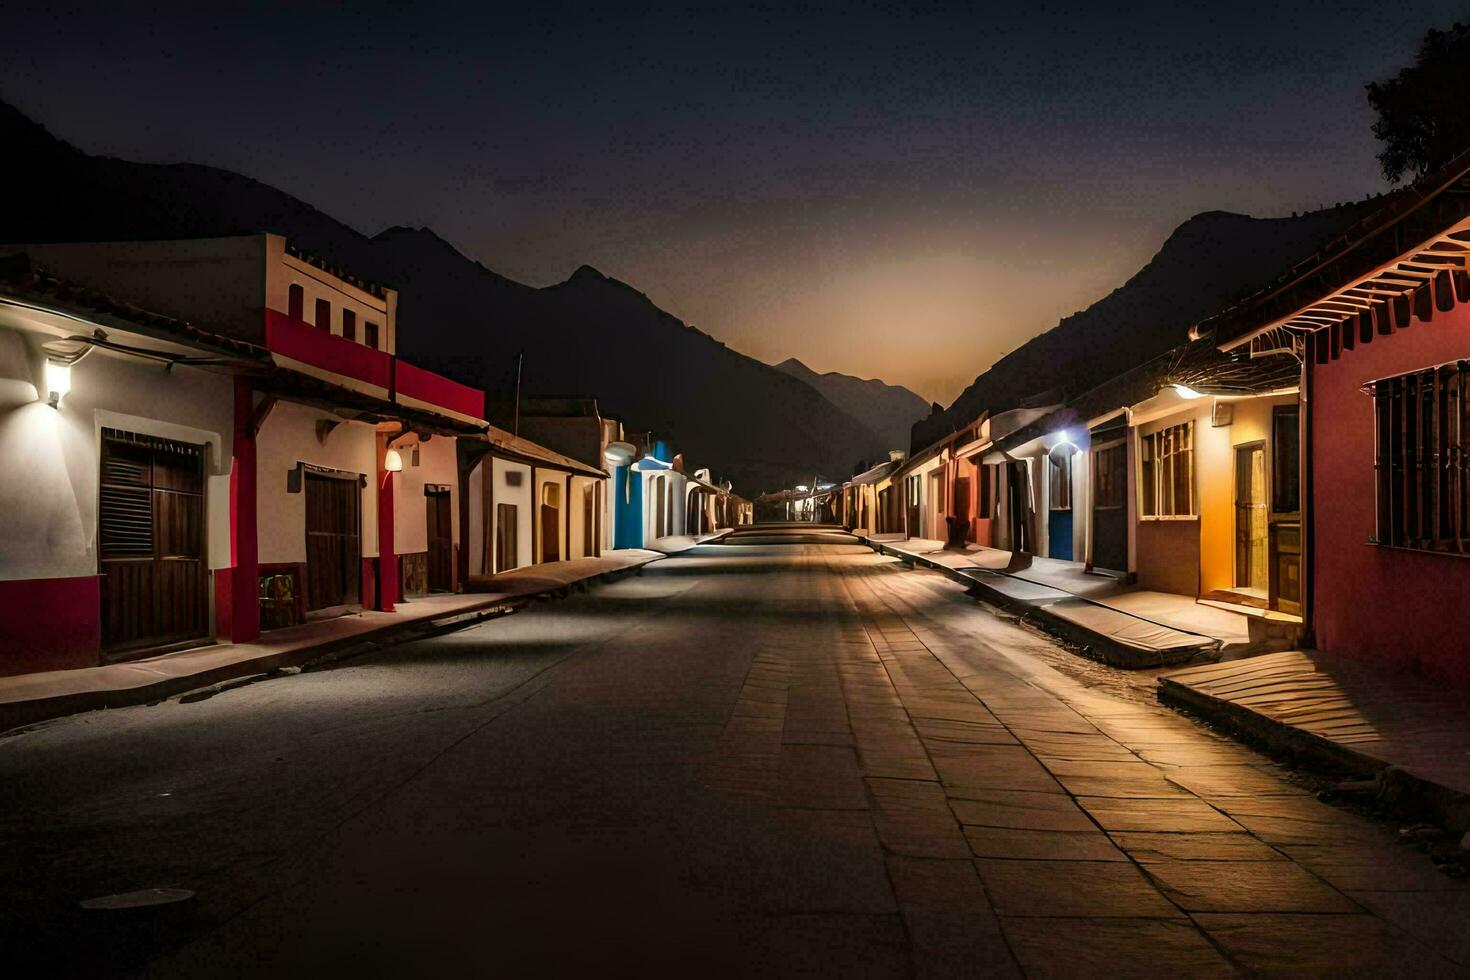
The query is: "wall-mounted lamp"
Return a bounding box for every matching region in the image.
[41,340,90,408]
[1172,384,1206,400]
[384,448,404,473]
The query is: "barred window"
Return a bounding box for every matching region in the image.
[1368,362,1469,552]
[1141,422,1194,517]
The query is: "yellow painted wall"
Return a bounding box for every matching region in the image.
[1138,392,1294,596]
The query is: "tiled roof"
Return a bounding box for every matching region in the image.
[0,252,266,360]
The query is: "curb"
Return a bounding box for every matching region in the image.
[0,557,657,735]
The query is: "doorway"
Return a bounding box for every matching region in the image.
[905,477,922,538]
[495,502,518,571]
[540,483,561,562]
[1005,461,1032,554]
[425,488,452,591]
[1047,451,1074,561]
[98,429,209,656]
[1234,443,1268,591]
[1091,440,1127,572]
[583,484,597,557]
[305,471,361,610]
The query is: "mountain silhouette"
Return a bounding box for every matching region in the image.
[911,204,1379,451]
[0,101,883,494]
[774,357,927,456]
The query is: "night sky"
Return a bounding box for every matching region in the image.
[3,1,1464,403]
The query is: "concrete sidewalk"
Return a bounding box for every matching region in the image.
[864,536,1255,668]
[0,550,664,733]
[1161,650,1470,835]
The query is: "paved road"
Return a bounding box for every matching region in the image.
[2,530,1466,976]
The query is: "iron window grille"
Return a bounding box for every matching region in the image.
[1366,360,1469,553]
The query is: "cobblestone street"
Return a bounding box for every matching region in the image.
[2,530,1466,976]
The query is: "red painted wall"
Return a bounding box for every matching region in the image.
[0,576,101,676]
[1313,304,1470,683]
[264,309,393,390]
[395,361,484,421]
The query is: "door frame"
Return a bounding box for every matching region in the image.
[97,428,210,659]
[425,486,453,592]
[303,466,363,612]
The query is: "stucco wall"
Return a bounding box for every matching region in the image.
[254,400,378,566]
[492,458,534,571]
[0,325,234,582]
[1312,305,1470,682]
[267,238,395,353]
[392,434,458,556]
[0,322,233,673]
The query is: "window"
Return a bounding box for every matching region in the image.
[1272,405,1300,514]
[1048,452,1072,510]
[1370,363,1469,551]
[342,309,356,342]
[1093,442,1125,509]
[1141,422,1194,517]
[288,283,304,321]
[364,321,380,350]
[314,299,331,332]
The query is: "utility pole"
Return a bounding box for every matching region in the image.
[513,351,523,438]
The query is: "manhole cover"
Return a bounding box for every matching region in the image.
[80,888,195,910]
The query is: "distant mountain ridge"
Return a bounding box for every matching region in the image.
[774,357,928,456]
[0,101,890,494]
[911,203,1379,451]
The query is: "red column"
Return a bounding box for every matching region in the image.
[225,377,260,643]
[377,435,398,612]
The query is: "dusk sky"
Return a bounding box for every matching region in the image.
[3,1,1464,403]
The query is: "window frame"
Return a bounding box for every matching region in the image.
[1140,421,1196,519]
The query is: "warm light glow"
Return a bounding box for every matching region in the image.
[384,448,404,472]
[1173,384,1205,400]
[44,359,71,407]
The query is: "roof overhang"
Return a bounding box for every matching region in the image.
[1196,148,1470,352]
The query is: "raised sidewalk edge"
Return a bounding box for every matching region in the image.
[1159,667,1470,835]
[862,536,1215,669]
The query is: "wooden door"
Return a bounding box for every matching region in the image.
[495,503,518,571]
[426,490,452,591]
[1234,444,1268,589]
[305,472,360,610]
[99,430,208,656]
[1091,440,1127,572]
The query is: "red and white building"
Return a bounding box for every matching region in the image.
[0,235,492,675]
